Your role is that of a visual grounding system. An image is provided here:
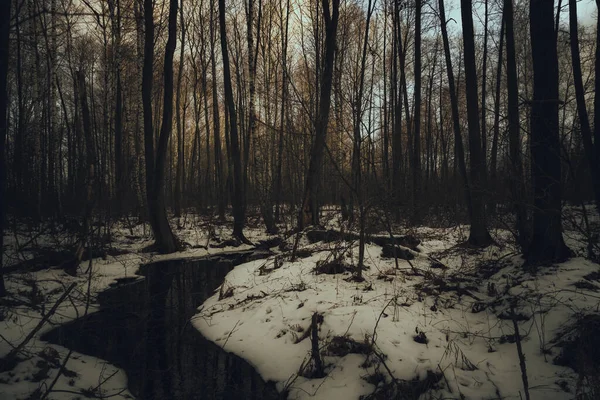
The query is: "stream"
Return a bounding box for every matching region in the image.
[42,250,282,400]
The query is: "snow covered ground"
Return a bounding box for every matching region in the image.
[0,217,261,399]
[1,208,599,399]
[195,224,600,400]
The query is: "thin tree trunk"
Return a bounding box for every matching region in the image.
[211,0,225,220]
[142,0,156,231]
[202,59,212,210]
[594,0,600,213]
[392,1,403,222]
[298,0,340,229]
[219,0,248,242]
[438,0,472,219]
[569,0,600,211]
[490,9,505,214]
[174,0,186,218]
[412,0,422,224]
[0,0,11,296]
[274,0,290,222]
[382,10,389,192]
[352,0,375,276]
[460,0,492,247]
[68,70,97,276]
[505,0,527,250]
[481,0,489,178]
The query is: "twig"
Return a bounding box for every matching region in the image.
[84,249,94,316]
[41,349,73,400]
[311,312,325,378]
[222,320,240,349]
[511,304,531,400]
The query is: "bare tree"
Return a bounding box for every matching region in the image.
[298,0,340,229]
[174,0,186,218]
[437,0,471,225]
[504,0,527,249]
[594,0,600,212]
[219,0,249,242]
[143,0,180,253]
[569,0,600,212]
[412,0,422,223]
[526,0,571,264]
[460,0,492,246]
[210,0,225,220]
[0,0,11,296]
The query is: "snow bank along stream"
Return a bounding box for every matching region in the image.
[42,250,281,400]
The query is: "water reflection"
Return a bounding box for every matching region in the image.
[43,251,281,400]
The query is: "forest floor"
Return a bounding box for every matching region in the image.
[1,207,599,399]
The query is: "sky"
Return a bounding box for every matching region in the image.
[444,0,598,33]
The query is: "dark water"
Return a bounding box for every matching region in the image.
[42,250,282,400]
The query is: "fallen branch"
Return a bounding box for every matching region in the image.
[41,349,73,400]
[1,282,77,370]
[311,312,325,378]
[511,304,530,400]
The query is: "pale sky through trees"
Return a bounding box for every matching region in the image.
[444,0,597,33]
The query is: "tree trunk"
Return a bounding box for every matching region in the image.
[142,0,156,232]
[526,0,571,265]
[0,0,11,296]
[202,58,212,210]
[298,0,340,229]
[412,0,422,224]
[490,9,504,215]
[143,0,179,253]
[460,0,492,247]
[219,0,248,242]
[68,70,96,276]
[594,0,600,213]
[273,0,291,222]
[438,0,472,220]
[352,0,374,275]
[211,0,225,221]
[505,0,527,250]
[154,0,180,252]
[391,1,403,222]
[480,0,489,179]
[174,0,186,218]
[109,0,124,212]
[569,0,600,212]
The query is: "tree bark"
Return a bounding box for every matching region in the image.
[210,0,225,220]
[352,0,375,275]
[219,0,248,241]
[273,0,291,222]
[412,0,422,224]
[67,70,96,276]
[391,1,403,222]
[505,0,527,250]
[143,0,179,253]
[594,0,600,213]
[174,0,186,218]
[0,0,11,296]
[438,0,472,220]
[526,0,571,265]
[569,0,600,212]
[480,0,489,177]
[490,9,505,214]
[298,0,340,229]
[460,0,492,247]
[142,0,156,232]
